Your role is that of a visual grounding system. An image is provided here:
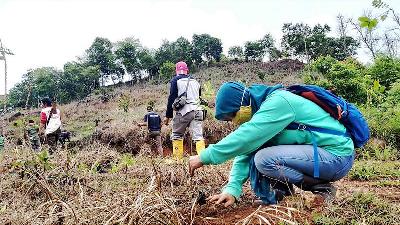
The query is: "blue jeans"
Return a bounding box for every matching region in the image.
[254,145,355,184]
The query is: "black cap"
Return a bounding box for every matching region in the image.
[41,97,52,106]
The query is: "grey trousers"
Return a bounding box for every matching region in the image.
[172,110,204,141]
[30,139,41,152]
[149,130,163,155]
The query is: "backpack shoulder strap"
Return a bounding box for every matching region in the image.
[184,76,191,97]
[46,109,55,126]
[286,122,350,178]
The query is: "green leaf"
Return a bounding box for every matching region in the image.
[360,21,369,28]
[37,150,49,163]
[121,154,135,167]
[368,19,378,29]
[372,0,383,8]
[358,16,370,23]
[359,17,378,30]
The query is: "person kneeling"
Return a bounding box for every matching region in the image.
[189,82,355,206]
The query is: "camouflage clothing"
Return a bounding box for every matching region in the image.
[0,135,4,151]
[26,125,41,152]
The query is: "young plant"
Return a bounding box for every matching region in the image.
[36,150,53,172]
[118,94,131,112]
[111,154,135,178]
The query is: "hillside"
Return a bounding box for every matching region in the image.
[1,60,400,225]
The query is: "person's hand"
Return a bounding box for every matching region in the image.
[164,117,170,126]
[207,193,236,207]
[189,155,203,176]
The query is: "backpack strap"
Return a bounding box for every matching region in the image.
[286,122,350,178]
[183,76,191,97]
[46,109,55,127]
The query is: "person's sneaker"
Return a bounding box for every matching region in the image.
[274,189,286,202]
[310,183,337,201]
[272,181,295,196]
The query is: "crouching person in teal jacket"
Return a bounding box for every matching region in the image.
[189,82,355,207]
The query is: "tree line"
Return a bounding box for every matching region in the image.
[4,0,399,109]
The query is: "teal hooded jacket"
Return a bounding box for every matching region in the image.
[200,82,354,199]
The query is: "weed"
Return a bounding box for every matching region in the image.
[257,70,267,81]
[118,94,131,112]
[111,154,135,174]
[313,192,400,225]
[358,141,398,161]
[77,162,89,172]
[36,149,53,171]
[374,180,400,187]
[348,160,400,180]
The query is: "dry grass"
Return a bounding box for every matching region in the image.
[0,142,319,224]
[0,143,229,224]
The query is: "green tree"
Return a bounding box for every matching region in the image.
[260,34,274,50]
[367,55,400,89]
[115,37,143,84]
[228,46,244,60]
[281,23,359,61]
[244,33,275,61]
[244,41,265,61]
[31,67,61,102]
[281,23,311,58]
[192,34,223,64]
[8,80,30,108]
[172,37,193,66]
[138,48,157,78]
[155,40,176,68]
[268,47,283,61]
[154,37,194,76]
[304,56,369,104]
[8,67,62,107]
[61,62,100,102]
[85,37,123,86]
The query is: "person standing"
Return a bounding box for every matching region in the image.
[164,61,205,160]
[25,119,41,152]
[39,97,62,154]
[0,133,4,152]
[140,105,163,156]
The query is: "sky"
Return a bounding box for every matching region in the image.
[0,0,399,94]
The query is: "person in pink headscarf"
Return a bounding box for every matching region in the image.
[164,61,205,159]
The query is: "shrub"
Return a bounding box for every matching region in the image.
[367,55,400,89]
[360,105,400,149]
[256,70,267,81]
[304,56,369,103]
[118,94,131,112]
[387,80,400,105]
[358,140,398,161]
[348,160,400,181]
[313,192,400,225]
[159,61,175,80]
[310,55,337,74]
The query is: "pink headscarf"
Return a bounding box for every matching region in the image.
[176,61,189,75]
